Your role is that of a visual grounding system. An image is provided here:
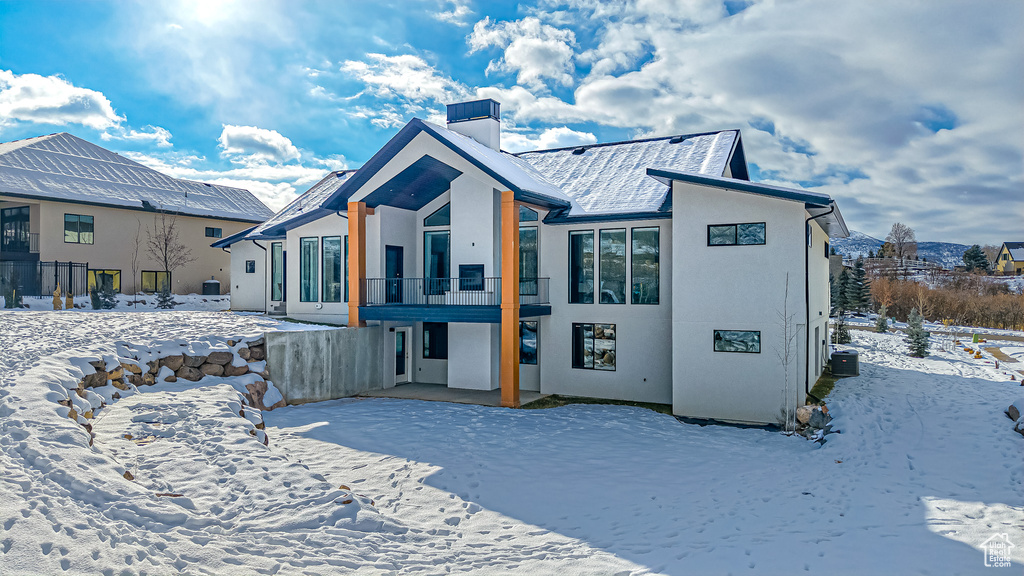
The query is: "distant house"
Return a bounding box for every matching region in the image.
[0,133,273,296]
[994,242,1024,275]
[228,99,849,426]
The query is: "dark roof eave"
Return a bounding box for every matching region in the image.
[0,189,271,223]
[543,210,671,225]
[646,168,833,207]
[210,225,257,248]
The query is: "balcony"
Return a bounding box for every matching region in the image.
[0,233,40,262]
[361,277,550,323]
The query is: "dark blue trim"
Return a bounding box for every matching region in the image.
[261,208,337,237]
[361,155,462,210]
[727,134,750,181]
[646,168,832,207]
[543,210,672,225]
[359,304,551,323]
[447,99,500,123]
[320,118,571,212]
[209,225,257,248]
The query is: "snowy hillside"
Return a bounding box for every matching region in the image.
[832,230,970,269]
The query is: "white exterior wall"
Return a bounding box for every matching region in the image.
[228,240,266,311]
[285,214,348,324]
[539,218,674,404]
[446,118,500,150]
[807,220,831,389]
[671,181,807,425]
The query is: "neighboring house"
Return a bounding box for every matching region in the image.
[0,133,273,296]
[238,99,848,425]
[211,170,355,313]
[994,242,1024,275]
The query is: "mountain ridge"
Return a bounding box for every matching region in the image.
[831,231,970,269]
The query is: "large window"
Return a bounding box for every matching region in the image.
[205,227,222,238]
[424,203,450,227]
[631,227,659,305]
[344,236,349,302]
[424,230,450,295]
[1,206,30,252]
[568,230,594,303]
[140,270,170,293]
[271,242,284,301]
[599,229,626,304]
[64,214,94,244]
[520,321,538,365]
[519,205,539,222]
[572,323,615,370]
[708,222,766,246]
[713,330,761,353]
[322,236,342,303]
[299,237,318,302]
[423,322,448,359]
[519,226,538,295]
[88,269,121,293]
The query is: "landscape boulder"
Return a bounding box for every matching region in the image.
[207,351,234,366]
[160,355,184,371]
[176,366,204,382]
[224,363,249,377]
[121,362,143,375]
[88,360,106,371]
[796,405,813,425]
[182,354,207,368]
[248,345,266,361]
[82,371,107,389]
[1007,402,1021,422]
[237,347,251,360]
[200,363,225,377]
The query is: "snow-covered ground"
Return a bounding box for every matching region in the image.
[1,310,1022,574]
[3,292,233,312]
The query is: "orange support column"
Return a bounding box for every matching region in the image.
[500,191,520,408]
[347,201,367,327]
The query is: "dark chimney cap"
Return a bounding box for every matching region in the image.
[447,99,500,124]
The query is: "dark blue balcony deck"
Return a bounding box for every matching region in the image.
[360,277,550,323]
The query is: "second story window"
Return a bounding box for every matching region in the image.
[568,230,594,303]
[205,227,223,238]
[708,222,765,246]
[64,214,94,244]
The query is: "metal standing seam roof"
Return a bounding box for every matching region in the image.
[246,170,355,239]
[0,133,274,222]
[516,130,739,216]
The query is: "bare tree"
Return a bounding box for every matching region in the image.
[146,210,196,290]
[886,222,917,278]
[130,217,142,298]
[775,273,799,432]
[980,244,1000,269]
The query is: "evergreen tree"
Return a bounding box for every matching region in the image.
[846,257,870,311]
[829,245,836,256]
[99,284,117,309]
[906,308,930,357]
[875,305,889,333]
[867,248,875,259]
[830,271,851,316]
[90,288,102,310]
[962,244,990,273]
[156,286,176,309]
[833,315,852,344]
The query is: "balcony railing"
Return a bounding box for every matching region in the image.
[364,277,549,306]
[0,233,39,254]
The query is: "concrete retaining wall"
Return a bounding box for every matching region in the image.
[266,326,385,404]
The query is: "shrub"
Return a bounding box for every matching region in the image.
[875,305,889,333]
[906,308,930,357]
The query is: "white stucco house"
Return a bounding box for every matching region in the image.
[218,99,848,425]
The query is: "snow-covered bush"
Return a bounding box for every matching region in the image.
[156,286,176,309]
[906,307,930,357]
[833,316,852,344]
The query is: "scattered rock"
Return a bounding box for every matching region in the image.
[248,345,266,361]
[255,421,265,430]
[247,336,265,347]
[163,374,177,383]
[88,360,106,371]
[123,433,132,440]
[176,366,204,382]
[107,367,124,381]
[123,471,134,481]
[119,377,136,390]
[121,362,143,375]
[160,355,184,371]
[796,405,813,425]
[147,361,159,375]
[223,363,249,377]
[237,347,251,360]
[67,408,78,421]
[228,340,237,347]
[83,410,93,419]
[808,409,830,429]
[1008,404,1021,422]
[206,351,233,366]
[143,373,156,386]
[182,354,207,368]
[82,371,107,388]
[199,363,224,377]
[260,369,271,379]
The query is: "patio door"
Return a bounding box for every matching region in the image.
[385,245,404,303]
[394,327,411,384]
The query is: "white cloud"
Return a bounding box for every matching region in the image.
[0,69,124,130]
[502,126,597,153]
[435,0,474,26]
[469,17,577,88]
[218,125,301,163]
[341,54,469,103]
[101,125,173,147]
[202,178,297,211]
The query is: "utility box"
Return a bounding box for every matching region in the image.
[831,350,859,376]
[202,277,221,296]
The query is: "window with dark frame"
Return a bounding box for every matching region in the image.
[344,235,349,302]
[707,222,765,246]
[458,264,485,291]
[571,322,615,370]
[423,322,448,359]
[88,269,121,293]
[599,229,626,304]
[299,237,319,302]
[322,236,342,303]
[140,270,170,293]
[520,321,538,365]
[205,227,223,238]
[568,230,594,303]
[713,330,761,353]
[424,230,450,295]
[631,227,659,304]
[519,226,538,295]
[245,260,256,273]
[824,240,830,259]
[64,214,94,244]
[424,203,451,227]
[271,242,284,301]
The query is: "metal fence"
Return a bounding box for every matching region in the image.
[364,277,549,306]
[0,261,89,298]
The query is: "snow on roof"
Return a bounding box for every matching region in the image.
[0,133,274,222]
[516,131,738,215]
[1005,242,1024,260]
[248,170,355,238]
[420,121,578,210]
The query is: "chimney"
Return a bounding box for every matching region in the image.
[446,99,500,150]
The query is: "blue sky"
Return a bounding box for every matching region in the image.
[1,0,1021,245]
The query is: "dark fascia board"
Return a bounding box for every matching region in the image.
[543,210,672,225]
[807,201,850,238]
[727,133,750,181]
[210,225,257,248]
[0,190,269,224]
[320,118,571,212]
[261,207,339,237]
[646,168,833,207]
[359,304,552,323]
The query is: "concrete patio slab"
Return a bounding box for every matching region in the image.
[359,383,548,407]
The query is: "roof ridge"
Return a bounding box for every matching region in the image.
[511,129,739,156]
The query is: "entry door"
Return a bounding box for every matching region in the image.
[385,245,404,303]
[394,327,411,384]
